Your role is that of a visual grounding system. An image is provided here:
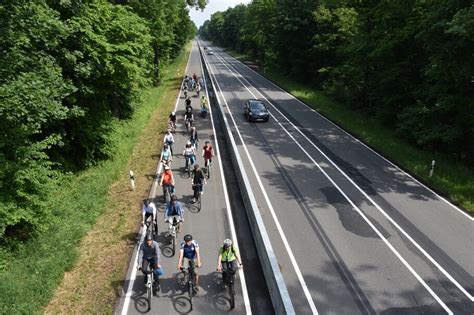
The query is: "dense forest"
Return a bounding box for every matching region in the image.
[0,0,205,243]
[199,0,474,165]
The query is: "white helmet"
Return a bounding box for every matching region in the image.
[223,239,232,248]
[171,111,175,115]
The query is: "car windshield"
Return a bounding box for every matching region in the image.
[250,102,265,110]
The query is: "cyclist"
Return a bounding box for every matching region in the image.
[177,234,202,292]
[189,126,199,149]
[159,165,175,202]
[141,199,157,235]
[163,129,175,156]
[200,95,208,118]
[168,111,177,132]
[185,97,192,112]
[191,164,206,204]
[137,234,162,292]
[192,73,198,83]
[202,141,215,169]
[164,195,184,232]
[183,141,196,170]
[161,143,172,167]
[217,239,242,287]
[184,108,194,132]
[196,83,201,97]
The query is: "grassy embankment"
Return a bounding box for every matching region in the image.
[229,50,473,214]
[0,43,191,314]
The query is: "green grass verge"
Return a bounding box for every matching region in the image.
[0,44,190,314]
[229,50,474,214]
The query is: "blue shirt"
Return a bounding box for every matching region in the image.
[165,202,184,220]
[180,240,199,259]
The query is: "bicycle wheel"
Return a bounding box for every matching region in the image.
[188,279,194,310]
[197,193,201,212]
[146,276,152,311]
[171,233,176,256]
[165,187,171,204]
[206,164,211,179]
[228,283,235,310]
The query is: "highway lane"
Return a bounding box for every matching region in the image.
[201,41,473,314]
[210,45,474,306]
[116,41,263,315]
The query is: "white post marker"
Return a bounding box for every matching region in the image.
[429,160,435,178]
[129,170,135,191]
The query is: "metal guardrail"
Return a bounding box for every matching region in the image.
[198,41,295,315]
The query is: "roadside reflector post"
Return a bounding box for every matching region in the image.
[429,160,435,178]
[129,170,136,191]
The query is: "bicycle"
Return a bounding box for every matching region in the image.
[168,120,176,134]
[181,260,196,310]
[192,183,202,212]
[184,155,194,178]
[163,184,172,205]
[167,216,181,256]
[184,89,188,99]
[204,159,211,179]
[144,216,157,238]
[144,265,157,311]
[221,262,236,310]
[185,118,193,134]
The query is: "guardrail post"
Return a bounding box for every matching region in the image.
[429,160,435,178]
[129,170,136,191]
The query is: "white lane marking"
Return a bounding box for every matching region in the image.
[121,42,194,315]
[204,48,319,315]
[211,52,454,314]
[214,50,474,302]
[197,41,252,314]
[216,47,473,221]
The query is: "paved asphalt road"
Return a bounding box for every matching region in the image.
[201,41,473,315]
[115,41,273,315]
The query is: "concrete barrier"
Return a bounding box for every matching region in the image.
[198,41,295,315]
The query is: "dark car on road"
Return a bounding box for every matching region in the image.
[244,99,269,122]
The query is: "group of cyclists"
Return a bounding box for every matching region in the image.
[137,74,242,297]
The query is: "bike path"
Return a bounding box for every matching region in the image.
[116,41,249,315]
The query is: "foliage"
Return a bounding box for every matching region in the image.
[199,0,474,165]
[0,0,201,242]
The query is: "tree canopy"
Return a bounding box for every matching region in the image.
[0,0,200,243]
[199,0,474,164]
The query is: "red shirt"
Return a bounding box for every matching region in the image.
[203,146,213,159]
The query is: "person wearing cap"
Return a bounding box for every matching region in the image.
[141,199,157,235]
[183,141,196,170]
[159,164,175,202]
[161,143,172,167]
[163,129,175,156]
[189,126,198,149]
[178,234,201,291]
[168,111,177,131]
[217,239,242,286]
[164,195,183,231]
[191,164,206,204]
[137,234,162,292]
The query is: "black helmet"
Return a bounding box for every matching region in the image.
[184,234,193,242]
[143,199,150,206]
[145,234,153,241]
[171,195,178,202]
